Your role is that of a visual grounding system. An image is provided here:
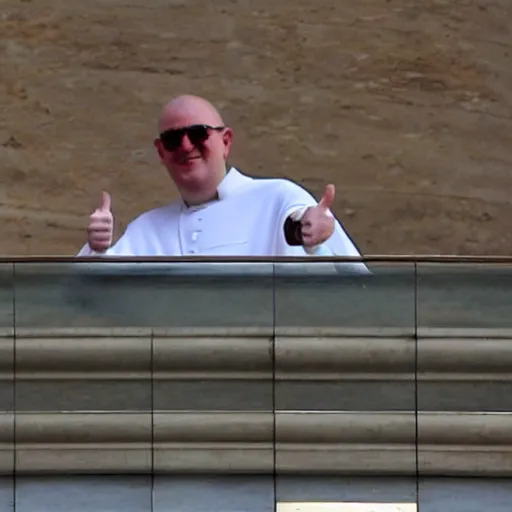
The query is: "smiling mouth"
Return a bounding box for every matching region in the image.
[179,155,201,165]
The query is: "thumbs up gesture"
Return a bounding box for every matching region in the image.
[87,191,114,252]
[300,184,336,248]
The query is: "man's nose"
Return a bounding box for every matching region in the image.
[180,134,194,151]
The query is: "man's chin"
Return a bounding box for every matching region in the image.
[172,163,207,186]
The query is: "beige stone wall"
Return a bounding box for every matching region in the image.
[1,0,511,255]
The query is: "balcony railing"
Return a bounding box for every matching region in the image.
[1,256,512,510]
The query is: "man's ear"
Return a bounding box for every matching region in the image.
[154,138,165,160]
[222,127,233,160]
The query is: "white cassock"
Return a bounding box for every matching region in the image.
[77,167,369,274]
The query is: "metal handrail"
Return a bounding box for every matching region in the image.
[0,255,512,264]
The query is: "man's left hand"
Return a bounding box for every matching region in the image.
[300,184,336,248]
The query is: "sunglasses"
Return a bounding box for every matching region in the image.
[159,124,225,152]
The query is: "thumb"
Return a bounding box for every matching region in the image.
[98,191,112,212]
[318,184,335,210]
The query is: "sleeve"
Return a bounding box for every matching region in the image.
[274,180,370,275]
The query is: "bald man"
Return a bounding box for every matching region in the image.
[77,95,367,271]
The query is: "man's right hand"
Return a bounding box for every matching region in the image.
[87,191,113,252]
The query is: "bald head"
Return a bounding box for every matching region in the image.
[158,95,224,134]
[154,94,234,205]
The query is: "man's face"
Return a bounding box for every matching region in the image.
[155,112,233,193]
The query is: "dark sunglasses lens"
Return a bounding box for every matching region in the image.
[161,130,182,151]
[186,125,209,145]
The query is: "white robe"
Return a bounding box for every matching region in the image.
[77,168,368,274]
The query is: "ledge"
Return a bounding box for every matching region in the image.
[0,327,510,476]
[1,412,512,476]
[1,328,512,380]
